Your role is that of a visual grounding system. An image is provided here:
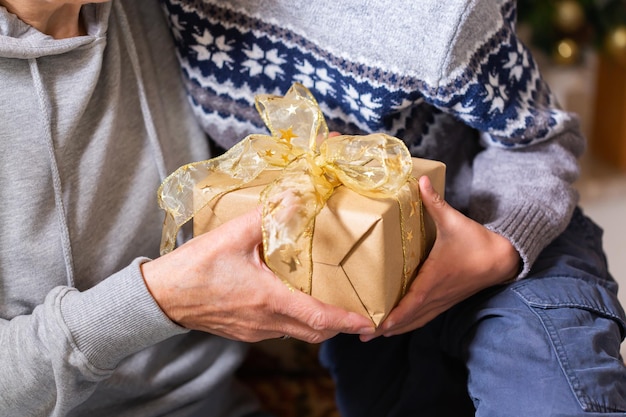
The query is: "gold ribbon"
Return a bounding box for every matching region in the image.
[158,83,421,295]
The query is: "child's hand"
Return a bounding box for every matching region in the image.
[361,175,520,341]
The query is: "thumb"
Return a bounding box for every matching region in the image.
[418,175,450,227]
[226,206,264,249]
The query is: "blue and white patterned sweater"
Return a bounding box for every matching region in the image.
[161,0,585,277]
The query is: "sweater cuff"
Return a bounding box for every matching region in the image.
[484,200,561,279]
[59,257,188,370]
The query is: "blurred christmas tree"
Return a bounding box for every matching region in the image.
[517,0,626,65]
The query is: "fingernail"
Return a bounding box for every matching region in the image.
[360,334,374,342]
[358,326,375,335]
[419,176,433,192]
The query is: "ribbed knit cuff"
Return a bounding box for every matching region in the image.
[484,200,562,279]
[59,257,188,370]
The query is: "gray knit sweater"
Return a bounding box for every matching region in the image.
[162,0,586,277]
[0,1,255,416]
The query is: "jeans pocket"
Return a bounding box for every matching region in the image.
[514,277,626,413]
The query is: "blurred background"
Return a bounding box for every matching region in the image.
[517,0,626,355]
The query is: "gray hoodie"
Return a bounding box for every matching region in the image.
[0,1,254,416]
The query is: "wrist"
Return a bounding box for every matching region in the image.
[140,257,180,326]
[491,232,521,283]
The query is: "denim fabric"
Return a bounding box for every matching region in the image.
[320,208,626,417]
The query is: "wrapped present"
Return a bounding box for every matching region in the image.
[158,83,445,326]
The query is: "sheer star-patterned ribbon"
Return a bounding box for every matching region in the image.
[158,83,421,294]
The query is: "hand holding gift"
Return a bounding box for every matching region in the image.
[142,202,375,343]
[157,83,446,327]
[362,175,521,341]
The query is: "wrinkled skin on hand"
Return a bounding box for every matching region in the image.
[142,206,375,343]
[361,175,520,341]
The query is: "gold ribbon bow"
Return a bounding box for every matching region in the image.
[158,83,421,294]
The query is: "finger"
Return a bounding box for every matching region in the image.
[380,305,440,337]
[276,291,375,339]
[418,175,449,224]
[377,289,426,334]
[359,328,385,342]
[360,294,441,341]
[375,261,443,335]
[232,205,264,244]
[206,206,265,257]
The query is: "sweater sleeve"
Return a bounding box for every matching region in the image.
[0,258,187,417]
[422,0,585,277]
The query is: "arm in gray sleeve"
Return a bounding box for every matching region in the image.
[423,0,585,276]
[0,259,187,416]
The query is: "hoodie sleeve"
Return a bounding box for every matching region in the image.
[421,0,585,277]
[0,259,187,416]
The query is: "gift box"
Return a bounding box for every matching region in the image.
[193,158,444,326]
[158,83,446,326]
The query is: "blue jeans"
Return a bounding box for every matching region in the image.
[320,208,626,416]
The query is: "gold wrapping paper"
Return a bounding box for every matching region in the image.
[158,83,446,325]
